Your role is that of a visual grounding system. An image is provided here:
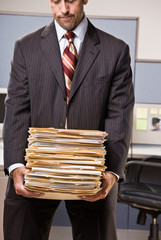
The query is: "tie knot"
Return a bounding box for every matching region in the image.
[65,32,75,42]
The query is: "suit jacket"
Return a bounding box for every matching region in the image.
[3,19,134,180]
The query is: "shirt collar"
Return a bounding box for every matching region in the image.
[54,16,88,43]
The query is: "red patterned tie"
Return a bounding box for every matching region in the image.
[62,32,78,103]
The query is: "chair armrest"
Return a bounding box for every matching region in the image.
[126,160,161,169]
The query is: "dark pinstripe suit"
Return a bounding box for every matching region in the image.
[3,19,134,240]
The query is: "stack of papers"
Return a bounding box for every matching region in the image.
[24,128,107,199]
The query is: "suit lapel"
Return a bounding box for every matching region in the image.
[40,20,100,101]
[40,21,66,97]
[69,21,100,102]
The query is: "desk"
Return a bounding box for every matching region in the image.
[1,142,161,167]
[0,140,4,170]
[1,141,161,166]
[0,140,8,240]
[128,144,161,159]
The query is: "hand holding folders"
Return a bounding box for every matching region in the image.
[24,128,108,199]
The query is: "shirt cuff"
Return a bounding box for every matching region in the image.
[8,163,25,177]
[109,171,120,181]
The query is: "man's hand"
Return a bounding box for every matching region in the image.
[78,171,117,202]
[12,166,44,198]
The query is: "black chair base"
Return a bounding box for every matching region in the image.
[118,157,161,240]
[148,223,159,240]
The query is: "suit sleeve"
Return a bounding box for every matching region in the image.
[3,40,31,175]
[105,44,134,181]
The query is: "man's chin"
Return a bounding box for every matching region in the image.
[57,19,76,31]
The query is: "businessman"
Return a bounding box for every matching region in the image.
[3,0,134,239]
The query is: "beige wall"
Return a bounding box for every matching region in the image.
[0,0,161,61]
[85,0,161,61]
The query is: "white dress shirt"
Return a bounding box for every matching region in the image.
[55,16,88,57]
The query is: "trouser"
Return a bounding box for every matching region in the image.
[3,177,118,240]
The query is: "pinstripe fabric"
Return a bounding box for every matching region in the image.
[3,19,134,240]
[4,178,118,240]
[4,184,60,240]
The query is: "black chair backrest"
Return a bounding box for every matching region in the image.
[134,156,161,184]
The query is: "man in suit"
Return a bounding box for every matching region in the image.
[3,0,134,239]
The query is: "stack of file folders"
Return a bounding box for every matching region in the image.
[24,128,107,199]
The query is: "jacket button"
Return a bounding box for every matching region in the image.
[59,122,64,128]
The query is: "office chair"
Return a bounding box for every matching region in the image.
[118,156,161,240]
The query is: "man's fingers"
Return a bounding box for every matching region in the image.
[12,166,44,198]
[15,184,44,198]
[78,172,117,202]
[78,187,109,202]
